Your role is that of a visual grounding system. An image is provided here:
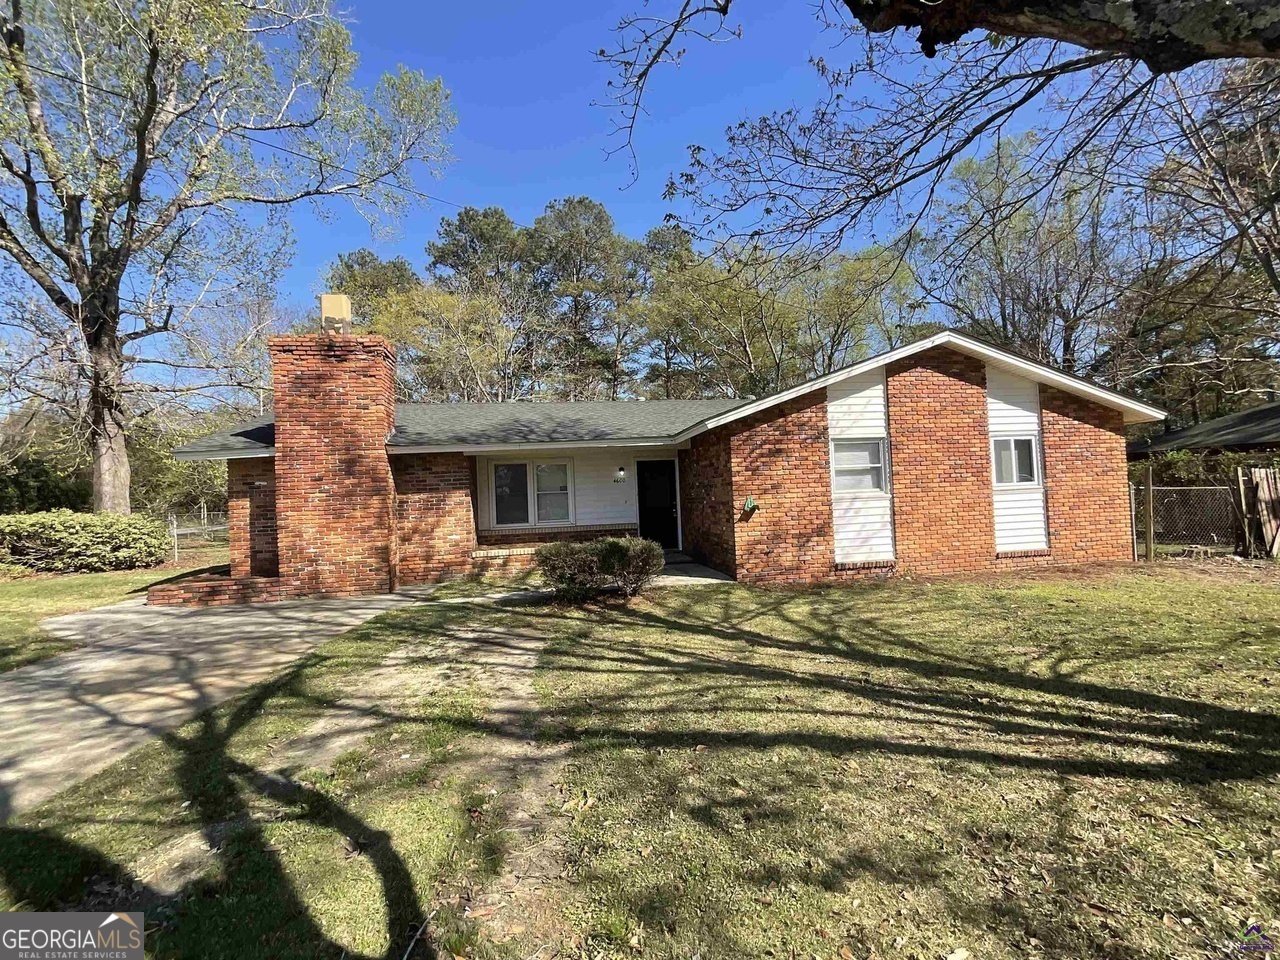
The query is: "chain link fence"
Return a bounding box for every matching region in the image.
[164,507,229,562]
[1133,485,1239,556]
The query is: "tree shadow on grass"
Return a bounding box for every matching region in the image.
[1,580,1276,959]
[369,583,1280,958]
[0,659,437,960]
[494,587,1280,784]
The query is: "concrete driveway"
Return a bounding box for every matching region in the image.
[0,589,434,821]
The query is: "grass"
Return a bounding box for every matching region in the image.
[1,564,1277,959]
[0,600,510,960]
[0,546,230,673]
[516,565,1280,959]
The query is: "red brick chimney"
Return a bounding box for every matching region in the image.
[269,333,398,597]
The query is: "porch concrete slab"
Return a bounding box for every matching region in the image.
[654,562,733,585]
[0,587,436,821]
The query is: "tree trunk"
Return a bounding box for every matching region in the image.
[87,326,132,514]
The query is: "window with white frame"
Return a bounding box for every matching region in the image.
[492,460,573,526]
[535,463,571,522]
[832,439,888,493]
[991,437,1039,485]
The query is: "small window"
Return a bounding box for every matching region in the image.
[833,440,887,493]
[493,463,530,525]
[535,462,571,522]
[992,437,1038,485]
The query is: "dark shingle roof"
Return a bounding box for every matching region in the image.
[1131,400,1280,454]
[172,399,747,460]
[174,413,277,460]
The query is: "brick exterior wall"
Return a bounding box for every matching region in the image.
[678,429,735,573]
[148,576,286,606]
[476,524,638,547]
[1041,386,1133,563]
[228,457,277,578]
[886,347,998,576]
[270,335,398,597]
[393,452,478,584]
[728,390,837,584]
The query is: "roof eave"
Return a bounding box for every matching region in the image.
[388,435,689,454]
[171,447,275,462]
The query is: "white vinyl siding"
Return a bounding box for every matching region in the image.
[826,370,895,563]
[993,485,1050,551]
[986,365,1042,435]
[986,365,1048,552]
[827,369,888,436]
[475,447,677,531]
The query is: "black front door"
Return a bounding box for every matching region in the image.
[636,459,679,549]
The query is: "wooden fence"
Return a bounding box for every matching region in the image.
[1241,467,1280,559]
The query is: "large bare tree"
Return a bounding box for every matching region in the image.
[0,0,454,512]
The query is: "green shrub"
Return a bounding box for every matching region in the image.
[535,536,665,601]
[596,536,665,597]
[0,509,169,573]
[535,540,607,601]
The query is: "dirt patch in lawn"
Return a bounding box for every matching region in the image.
[421,610,577,954]
[128,594,577,956]
[1141,554,1280,585]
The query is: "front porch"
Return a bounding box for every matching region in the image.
[462,447,689,573]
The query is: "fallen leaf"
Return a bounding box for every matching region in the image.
[946,950,971,960]
[839,947,856,960]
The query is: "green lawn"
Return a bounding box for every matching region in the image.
[0,600,505,960]
[0,547,229,672]
[526,566,1280,959]
[1,564,1277,960]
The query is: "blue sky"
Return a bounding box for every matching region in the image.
[283,0,834,305]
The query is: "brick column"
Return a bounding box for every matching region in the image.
[270,335,397,597]
[227,457,278,578]
[886,347,996,575]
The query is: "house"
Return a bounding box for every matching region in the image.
[151,330,1165,605]
[1129,399,1280,456]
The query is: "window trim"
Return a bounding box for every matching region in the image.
[990,435,1041,488]
[491,458,575,527]
[830,437,891,497]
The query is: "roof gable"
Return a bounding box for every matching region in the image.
[676,331,1165,437]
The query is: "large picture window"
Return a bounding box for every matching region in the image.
[992,437,1039,485]
[492,460,573,526]
[832,440,887,493]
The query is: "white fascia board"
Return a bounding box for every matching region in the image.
[388,436,683,455]
[676,331,1165,438]
[172,448,275,462]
